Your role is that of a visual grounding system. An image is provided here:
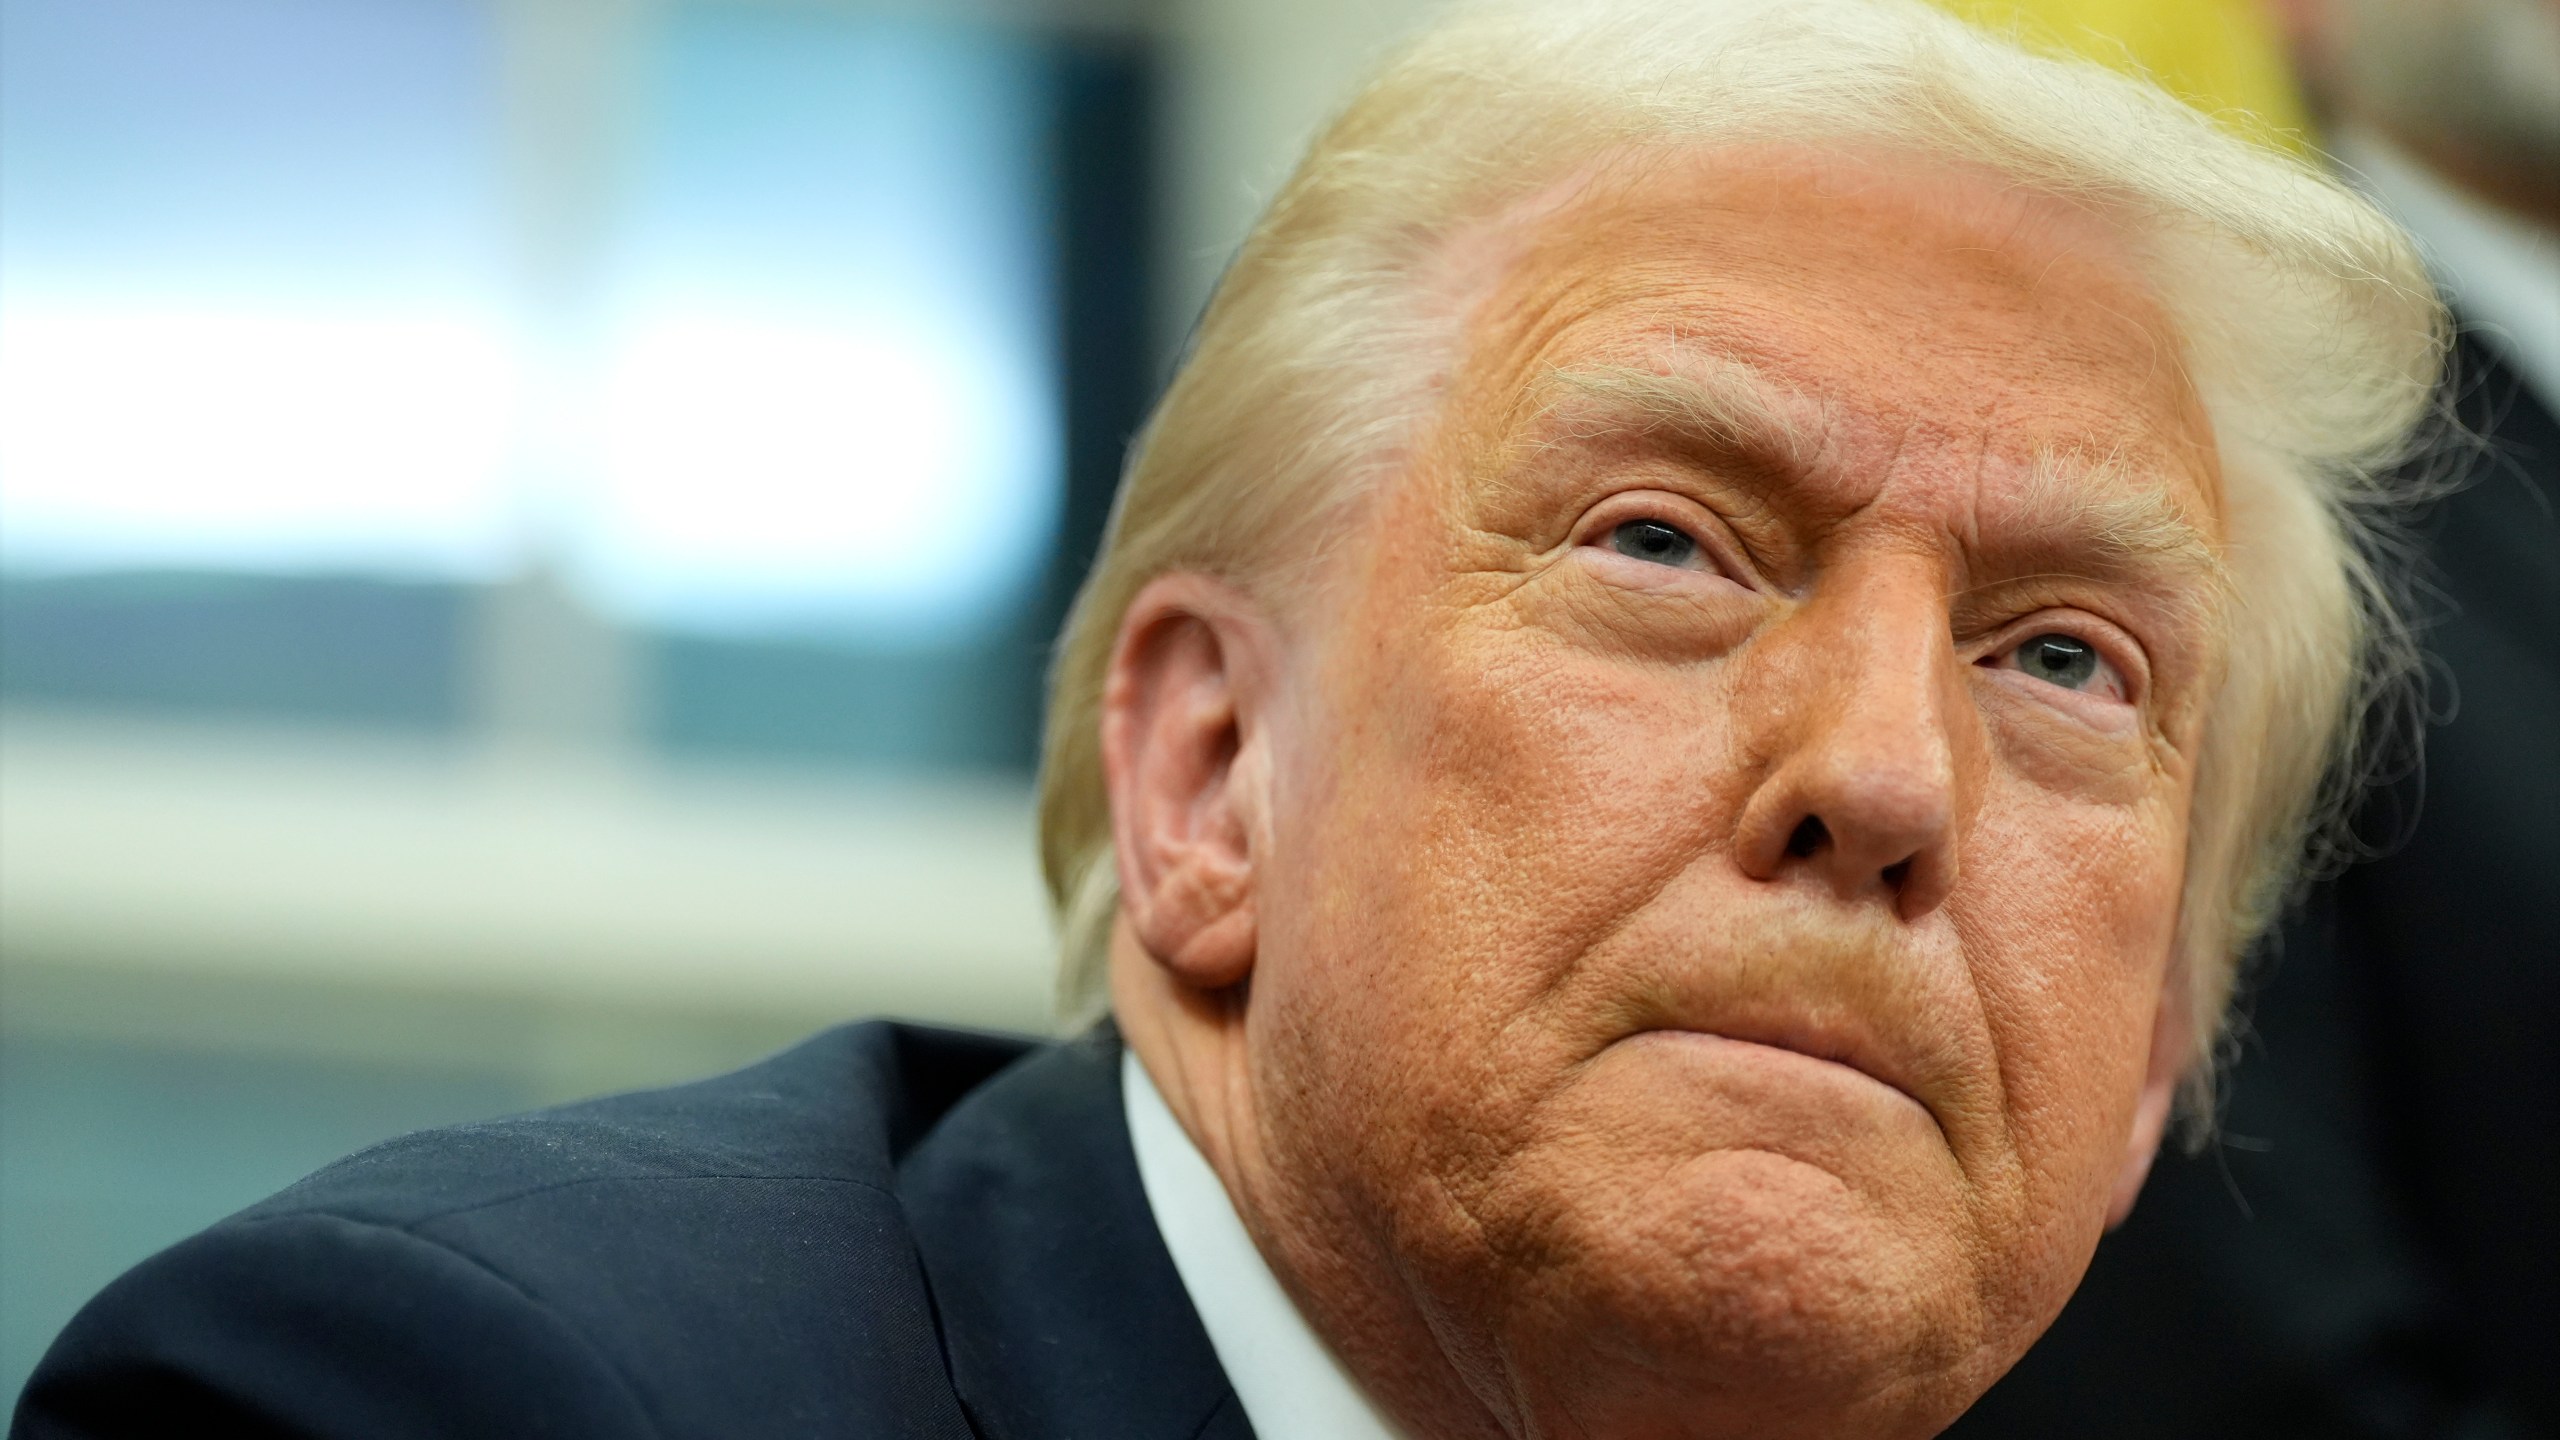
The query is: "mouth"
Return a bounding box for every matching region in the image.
[1628,1023,1941,1133]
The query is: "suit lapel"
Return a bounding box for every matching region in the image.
[898,1028,1251,1440]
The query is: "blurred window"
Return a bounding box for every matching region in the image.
[0,0,518,579]
[1,0,1070,764]
[594,8,1057,639]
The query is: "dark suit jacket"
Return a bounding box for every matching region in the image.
[1949,335,2559,1439]
[12,1023,1255,1440]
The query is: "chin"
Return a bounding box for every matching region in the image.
[1439,1065,2012,1440]
[1598,1159,1986,1401]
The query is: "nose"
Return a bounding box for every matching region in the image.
[1732,580,1971,920]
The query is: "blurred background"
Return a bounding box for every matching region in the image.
[7,0,2552,1427]
[0,0,1445,1397]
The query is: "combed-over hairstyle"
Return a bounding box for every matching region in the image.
[1036,0,2444,1122]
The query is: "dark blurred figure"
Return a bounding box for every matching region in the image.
[1952,2,2560,1437]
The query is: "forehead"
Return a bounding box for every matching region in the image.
[1441,144,2221,533]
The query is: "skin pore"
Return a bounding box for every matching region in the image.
[1105,147,2226,1440]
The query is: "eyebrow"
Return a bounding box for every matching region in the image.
[1984,448,2228,599]
[1534,361,2225,602]
[1534,361,1817,477]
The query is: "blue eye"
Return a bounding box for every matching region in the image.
[2015,634,2099,690]
[1609,519,1700,568]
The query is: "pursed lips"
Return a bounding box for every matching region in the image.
[1632,1015,1945,1135]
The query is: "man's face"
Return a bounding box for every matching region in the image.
[1247,150,2224,1437]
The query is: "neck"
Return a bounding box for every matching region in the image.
[1110,933,1520,1440]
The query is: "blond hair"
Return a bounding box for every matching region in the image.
[1036,0,2444,1124]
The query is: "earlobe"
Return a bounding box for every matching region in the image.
[1099,574,1278,993]
[2104,1073,2176,1230]
[2104,993,2189,1230]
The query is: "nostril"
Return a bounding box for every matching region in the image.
[1785,816,1829,859]
[1881,857,1913,890]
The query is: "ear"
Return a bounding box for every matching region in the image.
[2104,989,2190,1230]
[1100,573,1281,992]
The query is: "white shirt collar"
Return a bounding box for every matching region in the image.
[2333,125,2560,416]
[1123,1049,1410,1440]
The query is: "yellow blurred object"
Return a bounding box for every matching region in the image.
[1929,0,2313,152]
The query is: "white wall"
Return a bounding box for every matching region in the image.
[0,711,1057,1085]
[1155,0,1447,361]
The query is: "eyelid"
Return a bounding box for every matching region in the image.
[1570,491,1761,587]
[1976,612,2148,705]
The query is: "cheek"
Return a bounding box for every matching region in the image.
[1955,779,2184,1216]
[1296,618,1746,1008]
[1253,607,1752,1154]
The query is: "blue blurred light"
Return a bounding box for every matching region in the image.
[0,0,1061,641]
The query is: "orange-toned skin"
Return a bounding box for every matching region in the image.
[1104,148,2224,1440]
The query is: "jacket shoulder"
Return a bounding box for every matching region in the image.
[241,1018,1032,1228]
[17,1210,665,1440]
[14,1020,1031,1440]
